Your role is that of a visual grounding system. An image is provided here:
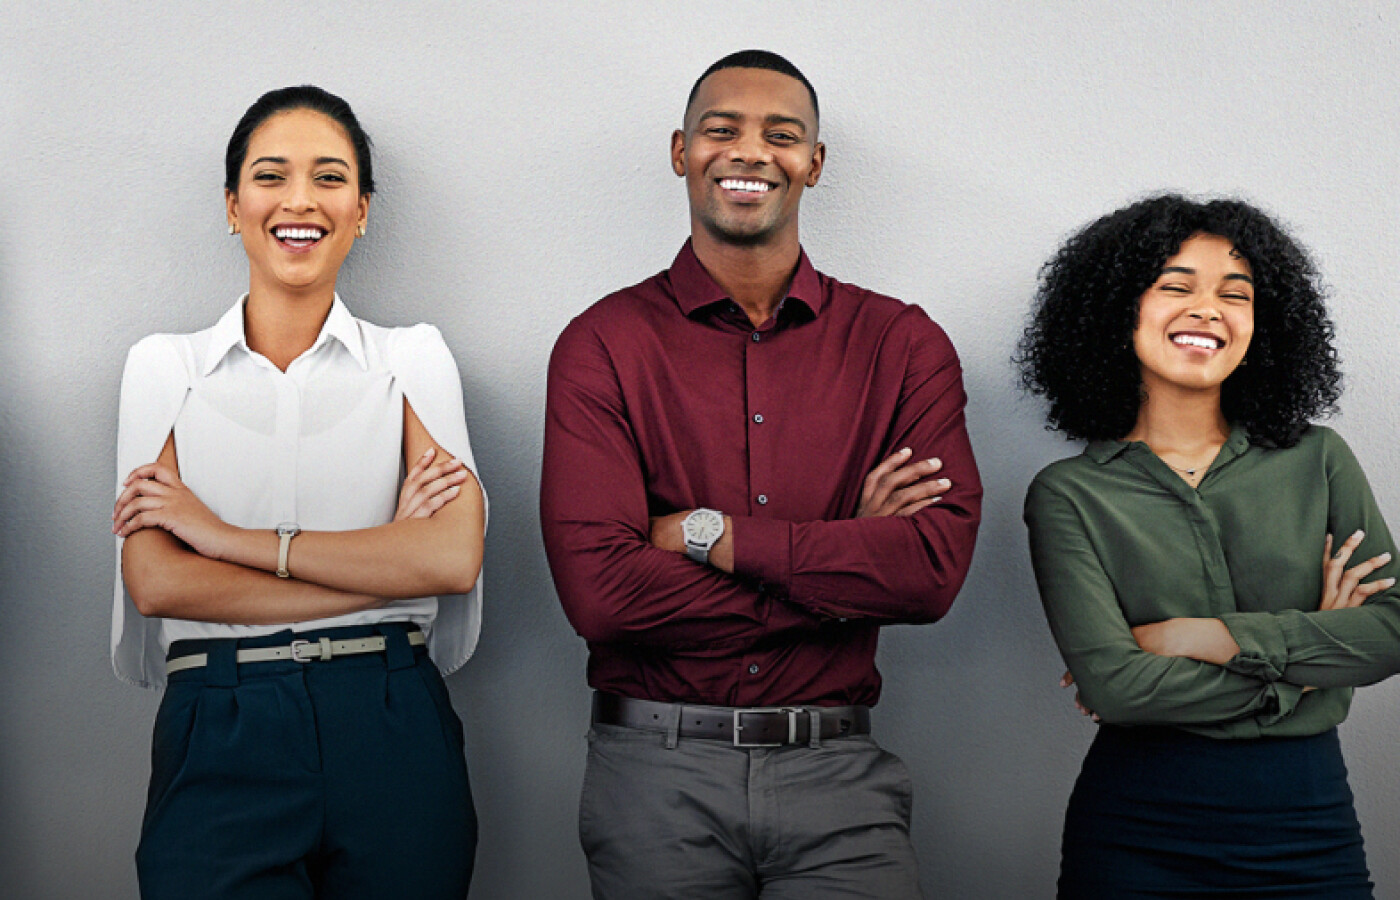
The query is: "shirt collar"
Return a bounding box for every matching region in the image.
[1085,424,1253,465]
[201,293,366,377]
[668,239,824,319]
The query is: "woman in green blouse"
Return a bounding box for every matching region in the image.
[1019,194,1397,898]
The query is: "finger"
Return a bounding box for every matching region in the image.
[113,479,170,514]
[894,496,941,518]
[878,458,946,496]
[861,448,913,507]
[124,463,181,488]
[887,477,952,510]
[414,456,464,487]
[418,485,463,518]
[1323,534,1333,567]
[1334,550,1390,609]
[115,501,166,536]
[1345,577,1396,607]
[1333,529,1365,567]
[114,495,168,531]
[403,447,436,484]
[1060,670,1075,688]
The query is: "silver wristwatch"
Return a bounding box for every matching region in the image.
[682,508,725,565]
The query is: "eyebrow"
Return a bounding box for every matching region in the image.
[1160,266,1254,285]
[247,156,351,168]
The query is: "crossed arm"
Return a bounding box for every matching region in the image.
[116,399,483,625]
[541,314,980,651]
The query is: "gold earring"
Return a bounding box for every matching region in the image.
[357,224,366,237]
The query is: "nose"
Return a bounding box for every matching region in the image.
[282,175,318,212]
[728,130,772,166]
[1186,302,1222,323]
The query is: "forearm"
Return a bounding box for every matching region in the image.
[1067,646,1303,728]
[1221,602,1400,689]
[122,529,383,624]
[545,519,818,649]
[726,502,979,623]
[219,476,484,598]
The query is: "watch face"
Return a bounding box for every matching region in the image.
[685,510,724,544]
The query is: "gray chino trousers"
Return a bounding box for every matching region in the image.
[580,722,924,899]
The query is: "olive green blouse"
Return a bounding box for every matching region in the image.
[1025,425,1400,739]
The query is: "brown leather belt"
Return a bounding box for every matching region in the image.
[592,692,871,747]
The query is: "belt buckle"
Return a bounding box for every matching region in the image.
[732,707,799,748]
[289,639,320,663]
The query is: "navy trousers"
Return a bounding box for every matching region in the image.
[137,624,476,900]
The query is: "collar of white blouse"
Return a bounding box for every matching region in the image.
[200,293,368,377]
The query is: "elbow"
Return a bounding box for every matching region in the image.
[422,546,482,597]
[122,551,174,619]
[562,599,629,645]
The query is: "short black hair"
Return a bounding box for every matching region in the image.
[684,50,819,125]
[224,85,375,195]
[1016,194,1341,449]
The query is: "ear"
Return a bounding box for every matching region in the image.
[358,192,371,231]
[805,141,826,188]
[225,188,239,231]
[670,129,687,177]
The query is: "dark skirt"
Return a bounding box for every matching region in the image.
[1059,725,1372,899]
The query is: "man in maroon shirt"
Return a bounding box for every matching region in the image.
[541,50,981,898]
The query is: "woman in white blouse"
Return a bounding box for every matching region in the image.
[111,86,485,899]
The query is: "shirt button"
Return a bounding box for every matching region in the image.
[753,413,764,424]
[751,332,762,342]
[748,664,760,675]
[757,494,768,505]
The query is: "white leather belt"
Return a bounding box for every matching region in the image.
[166,631,426,675]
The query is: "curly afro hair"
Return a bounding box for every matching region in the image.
[1016,194,1341,448]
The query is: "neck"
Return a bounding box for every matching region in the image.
[690,228,801,328]
[1124,383,1231,459]
[243,281,335,372]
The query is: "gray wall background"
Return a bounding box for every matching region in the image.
[4,2,1400,897]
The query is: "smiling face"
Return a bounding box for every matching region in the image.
[1133,232,1255,401]
[225,108,368,298]
[670,66,824,249]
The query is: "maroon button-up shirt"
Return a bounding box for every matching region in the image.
[541,242,981,707]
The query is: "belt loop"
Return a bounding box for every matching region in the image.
[808,709,821,748]
[663,703,681,751]
[377,624,416,671]
[205,640,240,687]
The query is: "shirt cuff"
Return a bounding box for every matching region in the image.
[1219,611,1290,681]
[729,515,792,595]
[1256,680,1306,728]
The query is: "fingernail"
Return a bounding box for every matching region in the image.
[1380,552,1393,563]
[937,479,951,489]
[422,448,434,459]
[448,485,460,495]
[899,447,912,456]
[1355,530,1366,540]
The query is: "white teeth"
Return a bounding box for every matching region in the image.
[275,227,325,241]
[719,178,771,193]
[1173,334,1221,350]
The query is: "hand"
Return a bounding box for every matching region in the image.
[395,447,470,521]
[1131,618,1240,665]
[1060,670,1099,722]
[648,511,687,554]
[856,448,951,518]
[1319,530,1394,610]
[113,463,233,559]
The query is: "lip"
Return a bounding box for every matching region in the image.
[1169,330,1226,353]
[269,222,329,253]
